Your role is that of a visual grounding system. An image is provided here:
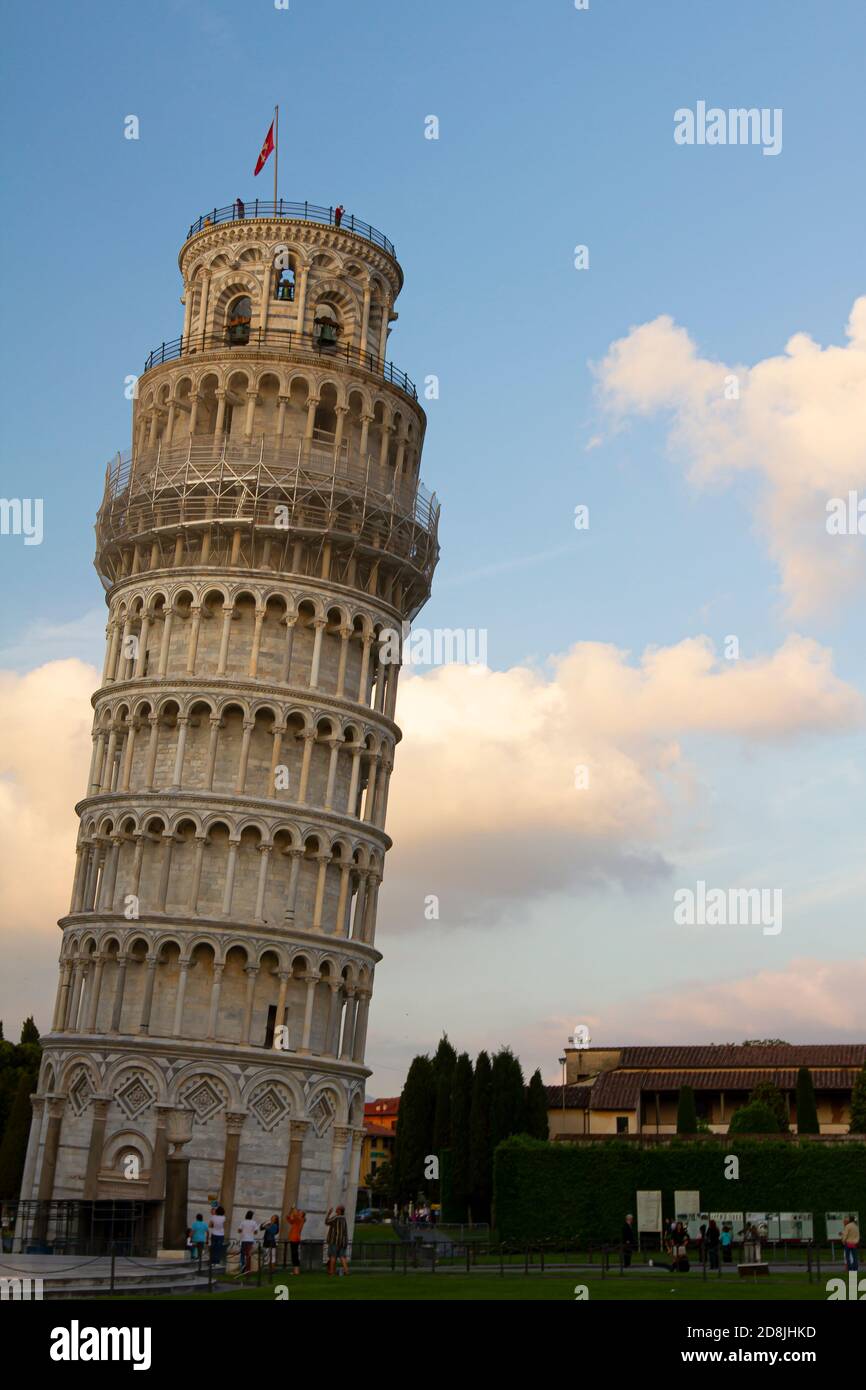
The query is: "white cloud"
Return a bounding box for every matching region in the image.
[594,297,866,616]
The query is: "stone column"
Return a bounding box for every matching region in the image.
[172,958,191,1035]
[325,982,342,1055]
[357,636,372,702]
[324,738,341,810]
[220,1112,247,1234]
[36,1096,66,1202]
[83,1095,111,1199]
[156,834,174,911]
[170,716,189,788]
[284,848,302,923]
[351,873,368,941]
[299,974,318,1053]
[280,1119,310,1218]
[120,716,138,791]
[352,990,371,1062]
[19,1095,46,1205]
[297,732,314,803]
[207,963,225,1039]
[148,1104,172,1200]
[52,961,73,1030]
[248,609,266,678]
[274,971,290,1046]
[235,719,254,793]
[339,991,357,1060]
[222,842,239,915]
[139,953,159,1033]
[188,836,206,913]
[110,954,128,1032]
[143,714,161,790]
[254,845,272,921]
[334,864,352,937]
[335,626,351,698]
[205,715,221,789]
[216,603,234,676]
[241,966,259,1045]
[325,1125,351,1212]
[279,615,297,683]
[309,619,326,688]
[312,853,330,931]
[157,608,174,676]
[84,955,105,1032]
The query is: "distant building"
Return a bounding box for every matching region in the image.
[546,1044,866,1138]
[361,1097,399,1190]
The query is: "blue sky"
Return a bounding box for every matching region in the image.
[0,1,864,1090]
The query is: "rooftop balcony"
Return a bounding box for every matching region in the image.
[94,436,440,601]
[185,199,397,260]
[142,326,417,401]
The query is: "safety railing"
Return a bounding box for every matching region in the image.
[142,326,417,399]
[186,199,396,258]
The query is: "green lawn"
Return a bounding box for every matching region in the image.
[162,1270,830,1301]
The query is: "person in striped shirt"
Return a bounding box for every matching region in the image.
[325,1205,349,1277]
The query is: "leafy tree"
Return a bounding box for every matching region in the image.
[392,1055,436,1202]
[0,1073,33,1197]
[367,1161,394,1203]
[676,1085,698,1134]
[523,1069,550,1140]
[727,1101,781,1134]
[849,1066,866,1135]
[449,1053,474,1220]
[469,1051,493,1222]
[20,1018,40,1045]
[749,1080,788,1133]
[796,1066,820,1135]
[490,1047,525,1150]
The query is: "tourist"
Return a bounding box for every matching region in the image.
[706,1219,721,1270]
[720,1223,733,1263]
[260,1214,279,1268]
[238,1209,259,1275]
[209,1205,226,1267]
[621,1213,636,1267]
[672,1221,690,1272]
[843,1215,861,1272]
[191,1211,209,1263]
[287,1206,305,1275]
[235,197,245,219]
[334,204,344,227]
[325,1204,350,1277]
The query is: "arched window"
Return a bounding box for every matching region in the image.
[275,266,295,302]
[226,295,252,347]
[313,304,340,351]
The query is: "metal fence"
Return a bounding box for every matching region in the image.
[186,201,396,258]
[141,325,417,399]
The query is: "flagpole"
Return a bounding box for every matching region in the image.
[274,104,279,211]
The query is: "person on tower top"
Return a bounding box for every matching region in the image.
[334,204,344,227]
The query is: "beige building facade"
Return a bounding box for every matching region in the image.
[19,200,439,1251]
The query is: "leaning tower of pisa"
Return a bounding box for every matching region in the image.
[19,197,438,1253]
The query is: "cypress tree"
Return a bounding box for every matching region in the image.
[490,1047,525,1150]
[0,1073,33,1198]
[469,1050,493,1222]
[432,1034,457,1154]
[795,1066,820,1134]
[20,1018,40,1045]
[524,1069,550,1139]
[449,1052,474,1220]
[676,1085,698,1133]
[849,1065,866,1135]
[392,1055,436,1203]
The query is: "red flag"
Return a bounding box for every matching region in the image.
[254,120,275,176]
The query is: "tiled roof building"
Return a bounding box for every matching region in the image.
[546,1043,866,1139]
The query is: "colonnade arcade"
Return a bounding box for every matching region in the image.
[51,933,372,1066]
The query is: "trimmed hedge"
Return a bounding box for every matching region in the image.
[493,1136,866,1243]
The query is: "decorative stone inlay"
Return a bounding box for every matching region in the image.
[309,1092,335,1136]
[67,1068,94,1116]
[115,1072,156,1119]
[249,1081,291,1132]
[180,1075,228,1123]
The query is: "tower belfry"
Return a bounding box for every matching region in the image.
[20,198,439,1250]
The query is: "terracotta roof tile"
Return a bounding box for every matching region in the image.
[590,1068,859,1109]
